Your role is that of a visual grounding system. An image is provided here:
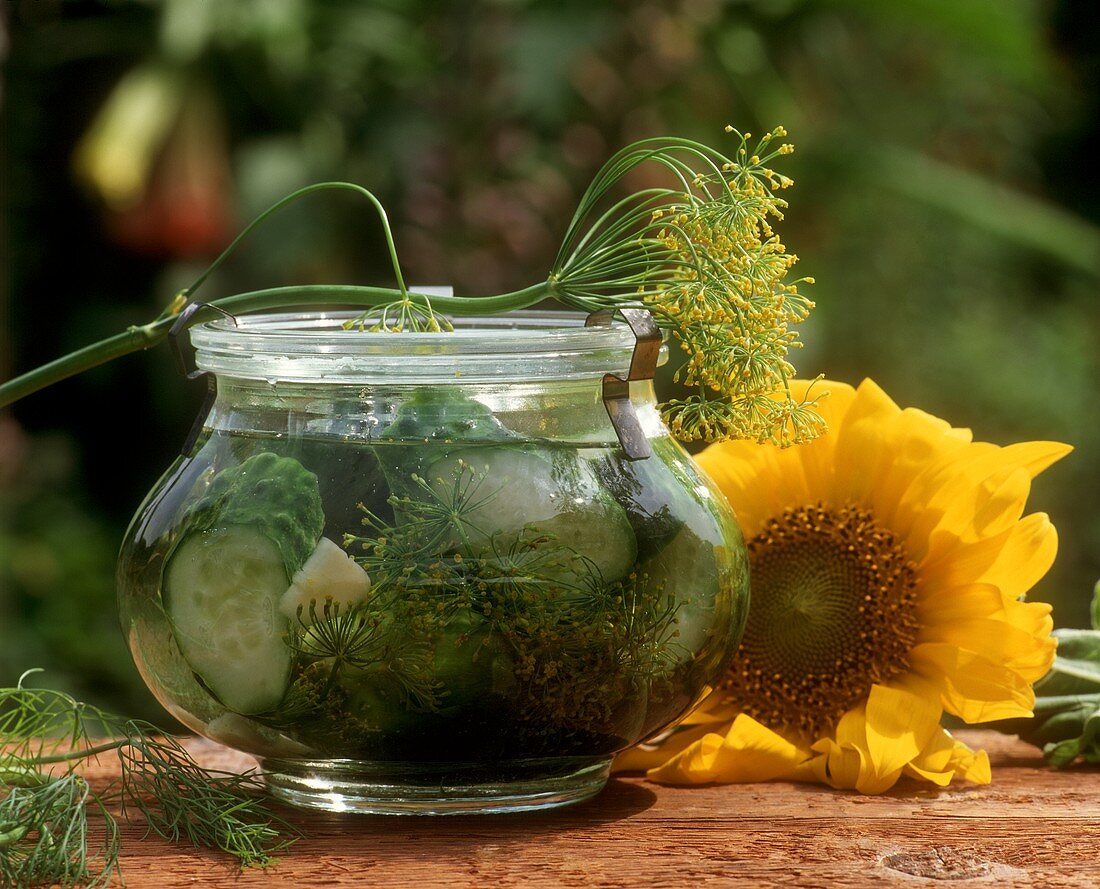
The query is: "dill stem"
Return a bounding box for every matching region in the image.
[0,281,552,408]
[25,739,129,765]
[0,825,29,848]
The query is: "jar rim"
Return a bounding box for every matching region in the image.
[190,309,668,385]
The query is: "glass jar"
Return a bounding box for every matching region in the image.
[117,310,749,814]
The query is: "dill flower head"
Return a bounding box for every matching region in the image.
[616,378,1069,793]
[552,127,820,447]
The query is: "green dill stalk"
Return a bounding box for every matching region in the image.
[0,128,820,445]
[0,671,295,887]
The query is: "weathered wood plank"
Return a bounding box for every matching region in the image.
[73,731,1098,888]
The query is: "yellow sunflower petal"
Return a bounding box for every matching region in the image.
[696,378,859,536]
[909,466,1026,561]
[613,722,714,773]
[916,582,1055,654]
[864,408,973,530]
[783,379,857,495]
[1000,595,1058,643]
[806,684,942,794]
[827,379,903,505]
[998,441,1075,479]
[910,642,1038,722]
[903,727,991,787]
[810,706,903,795]
[915,582,1009,625]
[903,441,1069,561]
[861,683,943,777]
[644,714,815,785]
[902,731,957,785]
[918,615,1055,682]
[778,378,859,434]
[696,443,792,537]
[945,740,992,785]
[808,737,868,790]
[736,446,812,525]
[919,512,1059,601]
[966,468,1041,542]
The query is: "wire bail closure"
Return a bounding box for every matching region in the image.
[168,301,238,456]
[168,300,238,380]
[585,308,661,460]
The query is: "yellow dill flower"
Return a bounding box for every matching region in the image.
[553,127,819,447]
[617,378,1069,793]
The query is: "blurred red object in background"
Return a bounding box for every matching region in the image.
[74,66,230,258]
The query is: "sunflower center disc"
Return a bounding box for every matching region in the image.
[721,503,919,740]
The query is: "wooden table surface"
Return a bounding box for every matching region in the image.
[82,730,1098,888]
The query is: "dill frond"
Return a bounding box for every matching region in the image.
[0,673,296,885]
[0,774,119,889]
[288,600,443,713]
[116,730,293,867]
[1,128,822,441]
[293,600,391,670]
[339,457,694,747]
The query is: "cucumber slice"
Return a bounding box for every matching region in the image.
[427,446,638,585]
[164,526,292,715]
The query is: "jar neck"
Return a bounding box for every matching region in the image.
[202,376,665,446]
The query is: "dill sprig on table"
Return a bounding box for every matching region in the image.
[0,671,295,888]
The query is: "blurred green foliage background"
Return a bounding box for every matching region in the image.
[1,0,1098,722]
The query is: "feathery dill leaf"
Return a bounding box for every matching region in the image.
[289,600,442,712]
[0,672,296,886]
[0,773,119,889]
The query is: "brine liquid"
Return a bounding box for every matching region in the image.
[125,428,748,762]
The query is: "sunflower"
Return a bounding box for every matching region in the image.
[617,378,1069,793]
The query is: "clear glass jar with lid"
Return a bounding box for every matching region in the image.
[117,309,750,814]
